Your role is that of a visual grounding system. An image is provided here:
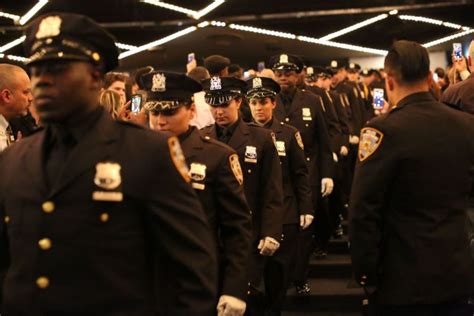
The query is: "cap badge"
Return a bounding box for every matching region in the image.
[279,54,289,63]
[350,63,355,69]
[152,73,166,92]
[210,76,222,91]
[307,67,314,75]
[36,16,62,39]
[252,77,262,89]
[331,60,338,68]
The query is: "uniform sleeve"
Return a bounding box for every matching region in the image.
[0,153,10,307]
[313,97,334,179]
[349,124,396,287]
[320,94,343,152]
[288,130,313,215]
[348,86,364,135]
[214,150,252,300]
[145,138,217,315]
[334,94,351,146]
[260,132,284,240]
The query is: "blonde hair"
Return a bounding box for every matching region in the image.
[99,89,122,118]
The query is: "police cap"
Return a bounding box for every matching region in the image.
[202,76,246,106]
[245,77,280,99]
[24,12,119,72]
[140,71,202,112]
[269,54,304,73]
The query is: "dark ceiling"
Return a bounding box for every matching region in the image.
[1,0,473,71]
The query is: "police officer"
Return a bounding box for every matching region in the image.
[245,76,313,315]
[270,54,334,292]
[141,70,252,316]
[200,76,284,315]
[350,40,474,316]
[346,63,374,125]
[0,13,217,315]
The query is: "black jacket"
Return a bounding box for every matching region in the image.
[179,127,252,300]
[200,119,284,243]
[264,119,313,224]
[349,92,474,305]
[0,110,217,316]
[275,89,334,186]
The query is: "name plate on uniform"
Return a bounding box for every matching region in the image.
[302,107,312,121]
[92,191,123,202]
[276,141,286,156]
[192,182,206,190]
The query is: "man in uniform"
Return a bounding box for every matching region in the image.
[270,54,334,293]
[246,76,313,315]
[346,63,374,125]
[350,40,474,316]
[142,70,252,316]
[200,76,284,315]
[0,13,217,315]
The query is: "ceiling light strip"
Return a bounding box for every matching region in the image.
[141,0,196,16]
[19,0,49,25]
[423,29,474,48]
[298,35,388,56]
[116,42,138,50]
[0,53,30,62]
[228,24,296,39]
[0,36,26,53]
[0,12,21,22]
[319,13,388,41]
[398,15,469,30]
[119,26,198,59]
[194,0,225,19]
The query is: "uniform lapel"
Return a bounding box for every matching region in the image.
[24,130,49,195]
[228,119,249,152]
[180,127,203,162]
[288,89,304,116]
[49,111,121,198]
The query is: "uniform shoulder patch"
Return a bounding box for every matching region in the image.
[358,127,384,162]
[229,154,244,185]
[295,131,304,150]
[167,136,190,182]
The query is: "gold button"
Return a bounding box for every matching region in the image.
[204,136,210,140]
[305,124,309,127]
[306,157,310,161]
[36,276,50,289]
[247,169,252,174]
[92,52,101,61]
[42,202,55,214]
[57,51,64,57]
[4,216,10,224]
[285,118,290,122]
[38,238,52,250]
[100,213,109,222]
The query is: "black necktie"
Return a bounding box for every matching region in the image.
[46,129,77,186]
[219,128,231,144]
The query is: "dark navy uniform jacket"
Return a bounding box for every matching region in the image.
[350,92,474,305]
[0,110,217,316]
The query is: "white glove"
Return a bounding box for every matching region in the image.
[258,236,280,256]
[217,295,246,316]
[340,146,349,156]
[300,214,314,230]
[349,135,359,145]
[332,152,338,162]
[321,178,334,197]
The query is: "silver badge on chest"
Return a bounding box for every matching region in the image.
[244,146,257,163]
[302,107,312,121]
[92,162,123,202]
[189,162,207,190]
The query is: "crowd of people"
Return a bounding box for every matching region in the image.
[0,11,473,316]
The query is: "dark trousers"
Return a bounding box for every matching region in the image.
[264,224,299,316]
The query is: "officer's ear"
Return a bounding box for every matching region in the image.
[90,65,104,90]
[386,75,395,92]
[234,97,242,109]
[189,103,196,120]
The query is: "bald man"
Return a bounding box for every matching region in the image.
[0,64,33,151]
